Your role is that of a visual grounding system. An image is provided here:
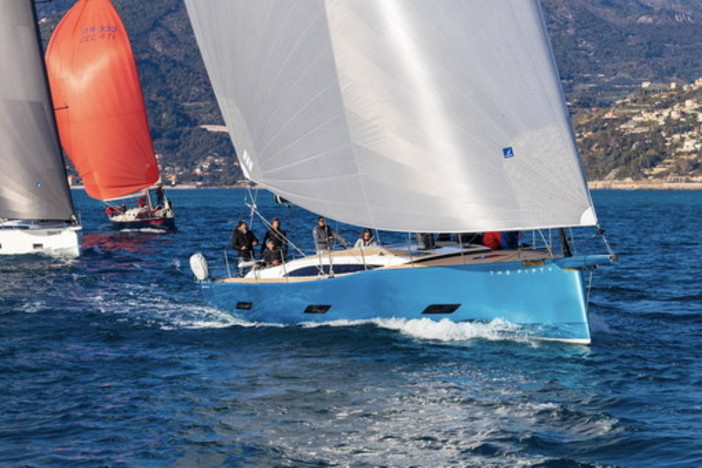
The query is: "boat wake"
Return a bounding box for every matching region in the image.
[148,301,531,342]
[149,305,530,342]
[119,227,171,234]
[157,305,253,330]
[301,317,530,343]
[588,312,612,335]
[373,317,527,342]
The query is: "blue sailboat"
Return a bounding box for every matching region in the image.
[185,0,615,343]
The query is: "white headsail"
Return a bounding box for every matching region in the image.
[0,0,75,221]
[185,0,597,232]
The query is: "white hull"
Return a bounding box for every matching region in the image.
[0,221,81,257]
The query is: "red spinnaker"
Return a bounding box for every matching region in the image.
[46,0,159,201]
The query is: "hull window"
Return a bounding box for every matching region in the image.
[304,305,331,314]
[236,302,253,310]
[422,304,461,315]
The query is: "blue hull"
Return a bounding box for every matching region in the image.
[201,258,595,343]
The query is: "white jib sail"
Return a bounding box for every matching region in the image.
[185,0,597,233]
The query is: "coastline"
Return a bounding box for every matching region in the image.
[588,180,702,190]
[69,184,257,190]
[69,181,702,191]
[160,184,257,190]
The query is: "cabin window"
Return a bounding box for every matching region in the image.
[32,244,43,250]
[286,264,383,277]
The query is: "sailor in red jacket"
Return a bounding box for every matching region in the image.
[483,231,520,250]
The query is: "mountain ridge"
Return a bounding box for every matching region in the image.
[37,0,702,185]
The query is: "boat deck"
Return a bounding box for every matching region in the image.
[215,245,557,284]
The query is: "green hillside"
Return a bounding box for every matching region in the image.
[576,80,702,181]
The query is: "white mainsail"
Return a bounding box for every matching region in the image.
[185,0,597,232]
[0,0,75,221]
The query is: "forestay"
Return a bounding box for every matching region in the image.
[0,0,75,221]
[185,0,598,232]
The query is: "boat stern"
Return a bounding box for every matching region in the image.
[0,221,81,257]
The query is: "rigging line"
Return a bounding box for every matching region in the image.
[537,229,554,256]
[332,219,351,249]
[407,232,416,268]
[595,224,617,260]
[374,228,382,246]
[326,248,335,277]
[245,201,307,260]
[224,247,232,278]
[568,227,577,256]
[245,186,259,228]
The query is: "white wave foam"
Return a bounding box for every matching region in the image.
[63,281,249,330]
[19,300,47,314]
[159,306,252,330]
[373,317,526,342]
[302,317,527,342]
[119,228,166,234]
[154,303,286,330]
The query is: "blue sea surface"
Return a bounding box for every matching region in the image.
[1,189,701,467]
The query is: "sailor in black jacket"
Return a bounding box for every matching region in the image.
[261,217,288,260]
[232,221,259,262]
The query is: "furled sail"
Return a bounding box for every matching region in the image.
[45,0,159,202]
[185,0,598,232]
[0,0,75,221]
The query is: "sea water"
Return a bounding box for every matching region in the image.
[0,189,700,466]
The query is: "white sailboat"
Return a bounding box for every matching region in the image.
[185,0,614,343]
[0,0,81,257]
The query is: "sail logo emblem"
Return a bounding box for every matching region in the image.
[242,150,254,178]
[80,25,119,43]
[502,147,515,159]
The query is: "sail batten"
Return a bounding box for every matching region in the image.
[186,0,598,232]
[0,0,75,221]
[45,0,159,202]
